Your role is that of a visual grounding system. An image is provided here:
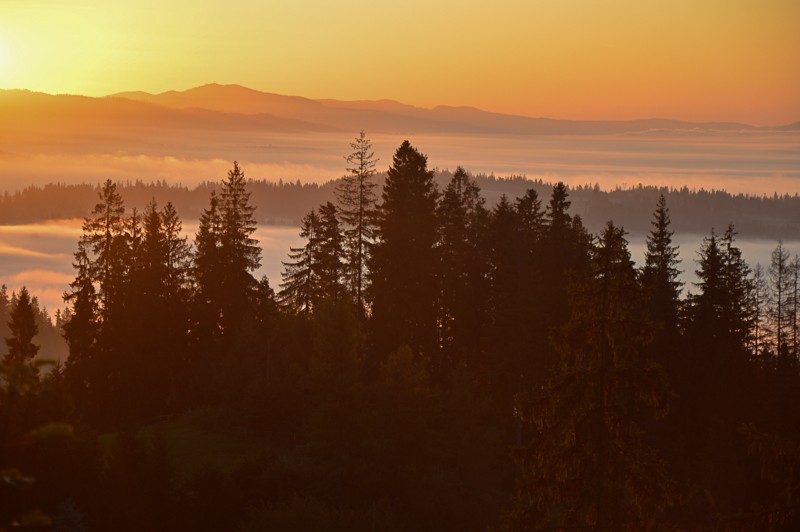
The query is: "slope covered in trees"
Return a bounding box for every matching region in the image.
[2,172,800,239]
[1,136,800,530]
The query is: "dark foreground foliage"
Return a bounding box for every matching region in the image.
[2,136,799,530]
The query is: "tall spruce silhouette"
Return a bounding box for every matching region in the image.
[218,161,261,333]
[436,167,490,376]
[370,140,439,358]
[316,201,346,304]
[769,241,793,356]
[4,287,40,367]
[508,222,675,530]
[336,130,378,315]
[641,194,682,334]
[193,162,261,337]
[279,209,322,315]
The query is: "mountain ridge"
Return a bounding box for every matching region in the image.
[101,83,793,134]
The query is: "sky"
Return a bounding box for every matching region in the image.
[0,0,798,125]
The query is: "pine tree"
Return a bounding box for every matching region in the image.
[336,130,378,314]
[640,194,682,332]
[4,287,40,367]
[369,140,439,358]
[508,222,674,530]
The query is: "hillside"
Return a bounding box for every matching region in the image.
[2,175,798,239]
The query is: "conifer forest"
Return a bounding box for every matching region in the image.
[2,134,800,531]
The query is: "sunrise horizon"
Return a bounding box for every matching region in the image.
[1,81,798,128]
[2,3,800,528]
[2,1,799,126]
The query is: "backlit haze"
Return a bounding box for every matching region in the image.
[0,0,798,313]
[1,0,798,125]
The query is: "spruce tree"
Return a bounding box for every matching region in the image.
[63,180,130,422]
[369,140,439,358]
[4,287,40,367]
[486,194,522,348]
[126,199,192,416]
[769,242,793,355]
[546,182,572,234]
[218,161,261,333]
[752,264,773,355]
[161,202,192,299]
[336,130,378,314]
[515,188,545,250]
[790,255,800,357]
[436,167,489,375]
[535,183,592,379]
[688,229,726,340]
[81,179,127,315]
[317,201,346,303]
[193,191,224,341]
[139,200,168,303]
[63,239,99,410]
[193,163,261,338]
[279,209,322,315]
[509,222,674,530]
[720,225,753,347]
[640,194,682,332]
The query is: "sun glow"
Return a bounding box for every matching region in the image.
[0,1,798,124]
[0,40,8,75]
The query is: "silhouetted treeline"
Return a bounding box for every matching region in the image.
[0,286,68,364]
[2,173,800,239]
[2,136,800,530]
[0,179,331,227]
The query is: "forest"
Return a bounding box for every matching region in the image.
[1,133,799,530]
[1,168,800,240]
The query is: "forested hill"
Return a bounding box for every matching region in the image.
[1,174,799,238]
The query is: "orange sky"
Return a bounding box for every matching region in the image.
[0,0,798,125]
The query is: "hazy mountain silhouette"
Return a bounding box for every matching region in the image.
[104,83,786,135]
[1,85,797,195]
[2,84,791,144]
[0,89,338,136]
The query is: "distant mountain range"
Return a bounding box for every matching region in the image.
[1,84,797,197]
[2,83,794,137]
[108,84,796,135]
